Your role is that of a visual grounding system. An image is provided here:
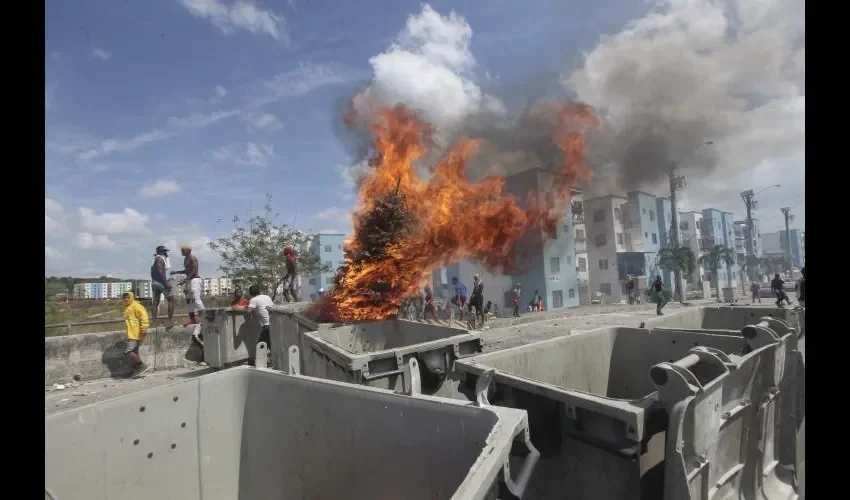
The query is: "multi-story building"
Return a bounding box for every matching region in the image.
[699,209,740,290]
[433,168,581,312]
[584,191,675,303]
[302,233,346,302]
[762,229,804,269]
[136,281,152,299]
[678,211,706,284]
[73,283,92,300]
[571,189,590,304]
[71,282,132,300]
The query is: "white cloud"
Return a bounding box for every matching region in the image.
[45,245,67,262]
[139,180,181,198]
[74,232,117,250]
[45,198,63,215]
[358,4,502,132]
[90,49,111,60]
[213,85,228,100]
[180,0,288,43]
[77,129,175,162]
[311,206,353,234]
[45,198,65,235]
[242,112,282,131]
[563,0,805,232]
[212,142,276,167]
[79,207,150,235]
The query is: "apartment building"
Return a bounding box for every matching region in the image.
[699,209,740,289]
[571,189,590,304]
[762,229,804,268]
[302,233,346,302]
[678,211,706,284]
[136,281,152,299]
[584,191,675,303]
[72,282,132,300]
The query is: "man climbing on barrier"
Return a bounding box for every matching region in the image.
[174,244,205,317]
[232,285,275,366]
[150,245,174,328]
[122,292,150,378]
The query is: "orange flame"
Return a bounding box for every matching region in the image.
[307,99,598,322]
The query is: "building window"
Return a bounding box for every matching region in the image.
[649,210,655,221]
[616,233,623,245]
[645,232,648,238]
[552,290,564,309]
[593,209,605,222]
[642,208,646,214]
[568,288,575,298]
[625,233,631,245]
[566,255,572,264]
[309,278,316,286]
[578,257,587,272]
[324,245,332,252]
[550,257,561,273]
[595,234,607,247]
[652,233,658,244]
[600,283,612,295]
[614,207,621,221]
[598,259,608,270]
[680,221,689,230]
[325,277,334,285]
[324,261,332,269]
[575,229,585,241]
[337,245,342,250]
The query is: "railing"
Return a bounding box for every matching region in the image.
[45,314,193,337]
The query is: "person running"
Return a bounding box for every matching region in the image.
[796,267,805,308]
[771,273,788,307]
[422,285,437,321]
[174,244,205,319]
[122,292,150,378]
[150,245,174,328]
[468,274,485,328]
[232,285,275,366]
[511,287,521,317]
[652,275,669,315]
[281,247,300,302]
[450,277,467,315]
[750,282,761,304]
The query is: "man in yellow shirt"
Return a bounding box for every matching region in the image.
[122,292,151,377]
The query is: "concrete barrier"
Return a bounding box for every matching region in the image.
[45,326,194,386]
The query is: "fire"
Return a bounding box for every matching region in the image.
[306,99,597,322]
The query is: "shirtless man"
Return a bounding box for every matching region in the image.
[173,244,205,320]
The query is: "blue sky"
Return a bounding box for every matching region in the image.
[45,0,805,278]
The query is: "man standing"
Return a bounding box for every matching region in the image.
[750,282,762,304]
[281,247,300,302]
[511,287,521,317]
[232,285,275,366]
[469,274,485,328]
[625,276,636,305]
[150,245,174,327]
[122,292,150,377]
[796,268,805,308]
[651,275,669,315]
[423,285,437,321]
[450,277,467,313]
[174,244,205,319]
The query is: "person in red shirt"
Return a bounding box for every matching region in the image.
[282,247,300,302]
[231,287,250,307]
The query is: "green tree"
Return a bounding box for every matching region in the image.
[657,246,696,302]
[698,245,736,302]
[761,256,791,277]
[208,195,330,301]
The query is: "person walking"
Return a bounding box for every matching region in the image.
[771,273,789,307]
[232,285,275,366]
[122,292,150,378]
[423,285,437,321]
[626,276,636,305]
[174,244,205,320]
[750,282,761,304]
[150,245,174,328]
[651,275,669,315]
[469,274,485,329]
[796,268,805,308]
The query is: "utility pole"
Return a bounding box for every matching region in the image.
[780,207,794,275]
[668,165,686,302]
[740,184,780,282]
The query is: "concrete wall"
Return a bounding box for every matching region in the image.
[45,326,194,385]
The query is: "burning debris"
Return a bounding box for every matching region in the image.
[306,100,597,323]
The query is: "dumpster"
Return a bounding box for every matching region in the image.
[45,365,539,500]
[267,306,342,372]
[202,303,309,368]
[639,305,804,336]
[454,324,799,499]
[273,315,482,399]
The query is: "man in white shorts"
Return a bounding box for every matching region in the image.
[174,244,205,319]
[232,284,274,367]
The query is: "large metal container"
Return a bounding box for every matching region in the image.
[454,322,799,499]
[270,312,482,399]
[639,305,804,337]
[45,365,539,500]
[202,303,309,368]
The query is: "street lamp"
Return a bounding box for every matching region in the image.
[669,140,713,301]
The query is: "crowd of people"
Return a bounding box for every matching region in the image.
[119,244,302,377]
